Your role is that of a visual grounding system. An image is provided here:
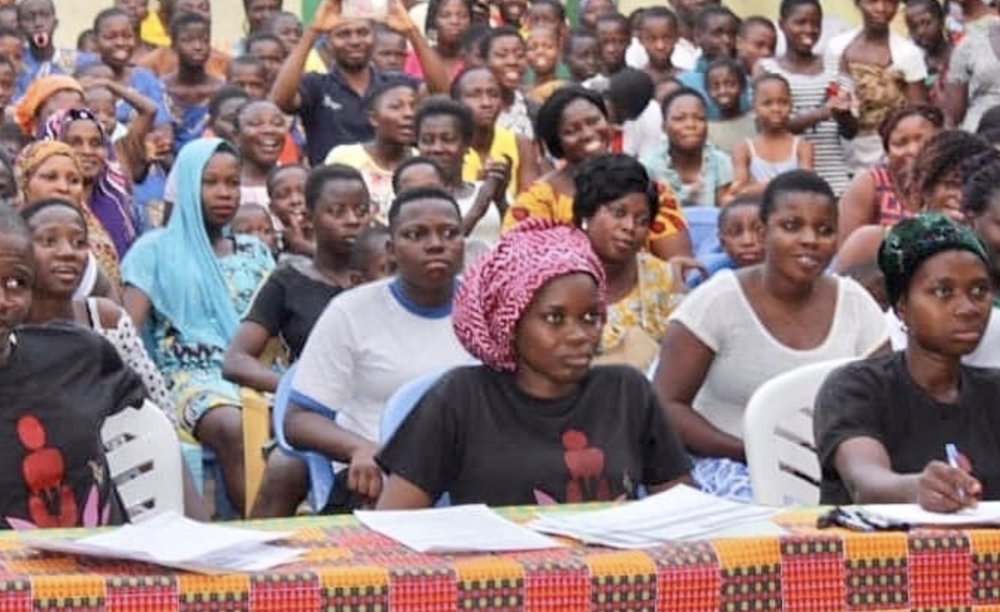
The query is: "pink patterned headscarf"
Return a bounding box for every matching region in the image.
[453,218,607,371]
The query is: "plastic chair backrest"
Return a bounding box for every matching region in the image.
[743,358,856,507]
[683,206,722,257]
[101,400,185,520]
[272,363,335,512]
[380,369,449,444]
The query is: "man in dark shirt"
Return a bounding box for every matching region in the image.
[270,0,449,165]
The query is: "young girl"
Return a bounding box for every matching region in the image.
[704,58,756,154]
[121,138,275,515]
[717,195,764,269]
[525,25,565,106]
[732,74,814,195]
[641,88,734,207]
[231,204,279,257]
[757,0,855,196]
[266,164,313,257]
[0,205,146,529]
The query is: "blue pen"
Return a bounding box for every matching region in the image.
[946,443,965,501]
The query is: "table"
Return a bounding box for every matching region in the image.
[2,509,1000,611]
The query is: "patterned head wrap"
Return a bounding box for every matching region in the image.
[453,218,607,371]
[878,212,992,307]
[15,140,82,197]
[15,75,84,137]
[42,108,138,258]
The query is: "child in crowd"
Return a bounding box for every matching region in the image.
[579,0,615,29]
[266,163,313,256]
[0,27,22,85]
[498,0,527,29]
[641,88,733,207]
[163,12,224,153]
[232,203,279,256]
[678,5,745,119]
[732,74,814,194]
[525,0,567,39]
[636,6,678,85]
[705,58,756,154]
[245,32,286,84]
[735,16,776,75]
[564,28,601,83]
[525,24,565,105]
[595,12,630,76]
[76,29,98,54]
[206,86,250,141]
[0,54,16,121]
[717,194,764,268]
[0,121,22,161]
[348,224,393,286]
[371,24,408,73]
[263,10,328,74]
[226,56,267,99]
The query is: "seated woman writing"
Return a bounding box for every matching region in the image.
[376,219,692,509]
[815,213,998,511]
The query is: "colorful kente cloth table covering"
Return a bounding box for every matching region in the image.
[2,509,1000,611]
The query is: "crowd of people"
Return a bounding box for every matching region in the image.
[1,0,1000,527]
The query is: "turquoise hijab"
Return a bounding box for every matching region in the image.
[122,138,242,349]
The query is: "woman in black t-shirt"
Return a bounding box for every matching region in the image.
[0,205,146,529]
[376,219,692,509]
[816,213,999,512]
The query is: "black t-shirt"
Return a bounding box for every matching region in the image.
[377,365,691,506]
[815,351,1000,505]
[298,67,420,165]
[0,324,147,529]
[244,263,344,360]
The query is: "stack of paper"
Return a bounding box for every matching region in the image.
[860,501,1000,526]
[356,505,562,553]
[21,511,304,574]
[527,485,781,549]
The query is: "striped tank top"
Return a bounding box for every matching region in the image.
[758,57,851,196]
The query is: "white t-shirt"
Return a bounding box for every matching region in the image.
[669,270,889,439]
[626,36,699,72]
[455,181,501,246]
[887,307,1000,368]
[623,101,665,160]
[291,277,473,442]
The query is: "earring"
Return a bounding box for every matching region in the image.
[581,220,588,231]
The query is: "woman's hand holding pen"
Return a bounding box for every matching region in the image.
[917,456,981,513]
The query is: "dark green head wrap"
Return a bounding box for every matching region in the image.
[878,212,992,307]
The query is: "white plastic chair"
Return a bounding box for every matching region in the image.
[743,358,856,507]
[101,400,185,520]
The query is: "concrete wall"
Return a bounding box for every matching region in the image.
[54,0,305,51]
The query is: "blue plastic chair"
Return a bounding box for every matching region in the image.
[272,364,336,512]
[379,369,449,444]
[683,206,722,257]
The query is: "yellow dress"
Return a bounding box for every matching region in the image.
[139,13,169,48]
[503,179,688,244]
[601,253,677,351]
[463,126,521,196]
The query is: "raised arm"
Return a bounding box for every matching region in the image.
[270,0,343,113]
[383,0,448,93]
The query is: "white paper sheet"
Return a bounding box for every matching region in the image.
[355,504,562,553]
[21,511,304,574]
[860,501,1000,526]
[527,485,781,549]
